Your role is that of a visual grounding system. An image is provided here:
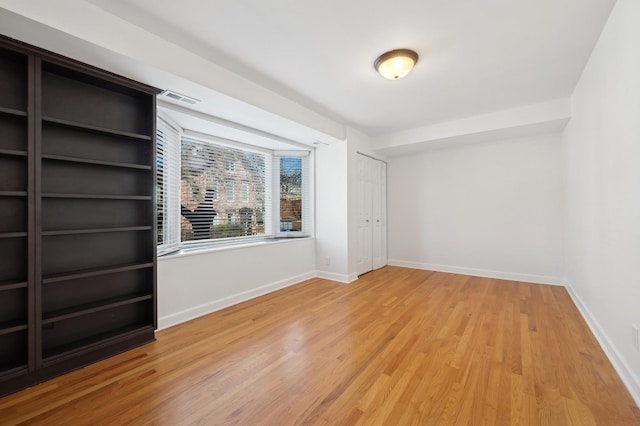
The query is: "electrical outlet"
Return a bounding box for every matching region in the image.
[324,257,330,266]
[632,324,640,352]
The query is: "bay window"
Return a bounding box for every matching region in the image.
[156,114,312,255]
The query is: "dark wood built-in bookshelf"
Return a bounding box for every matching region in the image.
[0,35,158,397]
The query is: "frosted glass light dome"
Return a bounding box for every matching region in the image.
[374,49,419,80]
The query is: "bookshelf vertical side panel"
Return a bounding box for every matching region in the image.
[32,54,42,370]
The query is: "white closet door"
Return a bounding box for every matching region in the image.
[356,154,387,276]
[356,154,373,276]
[372,160,387,270]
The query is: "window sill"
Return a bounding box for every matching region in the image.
[157,235,313,261]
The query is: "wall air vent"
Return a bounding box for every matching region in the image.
[159,90,201,105]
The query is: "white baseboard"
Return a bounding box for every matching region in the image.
[565,281,640,407]
[388,259,564,286]
[158,271,316,330]
[315,270,358,284]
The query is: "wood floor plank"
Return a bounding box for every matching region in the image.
[0,266,638,425]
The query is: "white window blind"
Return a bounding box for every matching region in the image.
[180,136,272,243]
[156,116,181,255]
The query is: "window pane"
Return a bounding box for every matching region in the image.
[241,182,249,202]
[181,137,268,241]
[279,157,302,232]
[225,154,235,172]
[226,180,235,201]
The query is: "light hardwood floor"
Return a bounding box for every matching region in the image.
[1,266,639,425]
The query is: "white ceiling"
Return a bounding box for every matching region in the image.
[86,0,615,136]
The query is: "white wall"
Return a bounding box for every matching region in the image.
[157,238,316,329]
[315,141,350,282]
[387,133,564,284]
[562,0,640,403]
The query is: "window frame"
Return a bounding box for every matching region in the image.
[273,151,312,238]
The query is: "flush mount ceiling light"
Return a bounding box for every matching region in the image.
[374,49,419,80]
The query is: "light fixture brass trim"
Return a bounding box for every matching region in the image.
[374,49,419,80]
